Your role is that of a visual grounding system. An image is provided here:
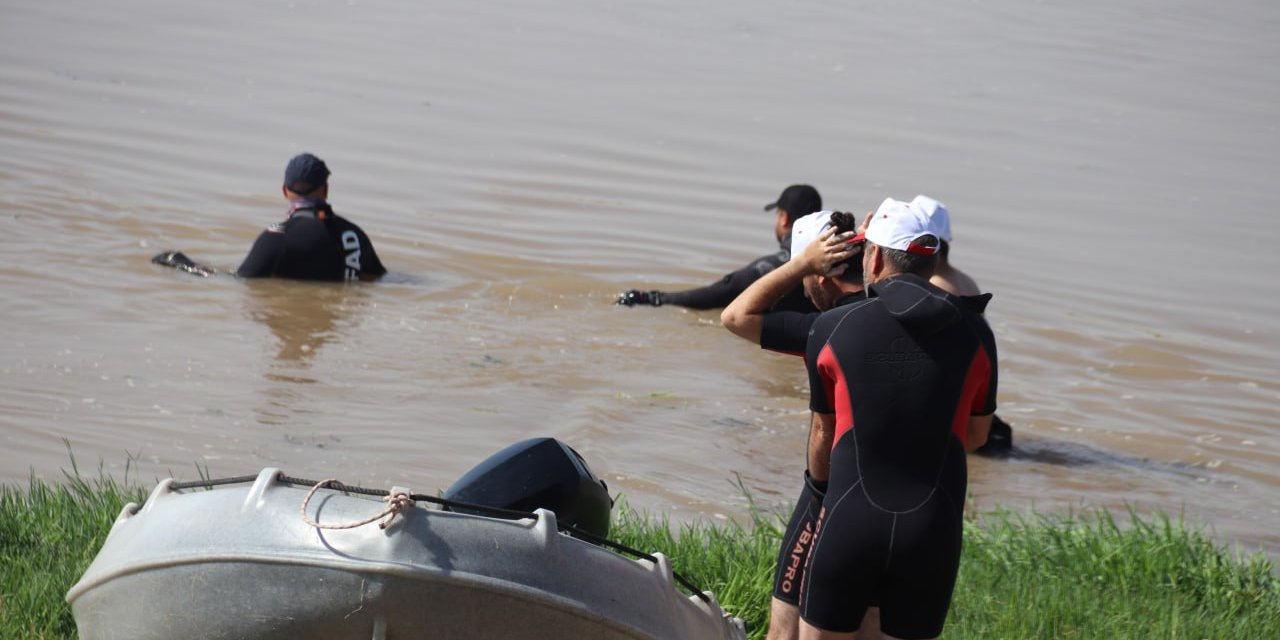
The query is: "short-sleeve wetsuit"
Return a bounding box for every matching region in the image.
[656,236,816,312]
[800,273,997,639]
[759,291,866,606]
[237,200,386,282]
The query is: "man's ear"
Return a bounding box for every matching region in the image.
[866,243,884,278]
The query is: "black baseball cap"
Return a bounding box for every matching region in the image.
[284,153,330,194]
[763,185,822,221]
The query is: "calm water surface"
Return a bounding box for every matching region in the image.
[2,0,1279,555]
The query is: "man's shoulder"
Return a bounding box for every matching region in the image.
[931,268,981,297]
[961,297,997,341]
[326,211,374,235]
[808,296,880,342]
[817,295,878,322]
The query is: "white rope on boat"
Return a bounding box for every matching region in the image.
[300,478,415,530]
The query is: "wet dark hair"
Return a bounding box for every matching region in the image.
[881,234,940,275]
[828,211,865,282]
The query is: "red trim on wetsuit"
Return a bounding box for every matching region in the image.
[951,344,992,447]
[817,344,854,448]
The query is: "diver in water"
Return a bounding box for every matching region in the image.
[153,153,386,282]
[616,185,823,312]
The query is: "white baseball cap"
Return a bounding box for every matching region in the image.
[911,194,951,243]
[851,198,941,256]
[789,210,835,259]
[789,210,861,277]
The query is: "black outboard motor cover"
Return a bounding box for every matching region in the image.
[443,438,613,538]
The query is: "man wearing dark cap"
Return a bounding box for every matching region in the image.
[616,185,822,312]
[236,153,387,281]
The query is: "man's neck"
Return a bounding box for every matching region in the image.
[838,281,865,296]
[287,198,329,217]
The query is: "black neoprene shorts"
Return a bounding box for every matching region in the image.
[771,482,821,604]
[799,484,964,639]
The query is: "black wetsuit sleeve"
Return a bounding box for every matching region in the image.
[974,318,999,415]
[236,230,284,278]
[657,265,762,309]
[761,311,818,357]
[355,224,386,277]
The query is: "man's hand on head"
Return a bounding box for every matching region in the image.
[856,211,873,235]
[616,289,664,307]
[801,227,859,276]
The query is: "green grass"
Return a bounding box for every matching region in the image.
[0,467,146,640]
[3,473,1279,640]
[610,498,781,637]
[948,509,1280,638]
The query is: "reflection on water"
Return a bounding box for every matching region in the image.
[245,281,367,371]
[242,281,369,425]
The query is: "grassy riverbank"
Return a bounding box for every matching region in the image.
[3,474,1279,639]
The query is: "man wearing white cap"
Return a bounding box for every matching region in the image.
[909,195,979,297]
[909,195,1012,454]
[721,210,866,351]
[720,210,865,640]
[797,197,998,640]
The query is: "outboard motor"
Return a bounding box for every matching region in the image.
[443,438,613,538]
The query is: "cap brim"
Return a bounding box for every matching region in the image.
[849,232,868,244]
[763,202,779,212]
[906,241,940,256]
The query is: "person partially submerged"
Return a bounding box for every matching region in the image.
[236,153,386,281]
[153,153,386,282]
[616,185,823,312]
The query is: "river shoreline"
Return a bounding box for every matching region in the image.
[4,470,1277,639]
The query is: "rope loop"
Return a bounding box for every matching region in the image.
[378,491,414,530]
[300,479,415,530]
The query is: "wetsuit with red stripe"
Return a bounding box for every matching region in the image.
[799,273,997,639]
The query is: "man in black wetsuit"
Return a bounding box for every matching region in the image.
[236,153,386,282]
[721,210,865,640]
[798,197,997,640]
[616,185,822,312]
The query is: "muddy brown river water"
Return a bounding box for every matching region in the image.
[2,0,1278,555]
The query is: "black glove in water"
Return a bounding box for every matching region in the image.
[152,251,214,277]
[616,289,664,307]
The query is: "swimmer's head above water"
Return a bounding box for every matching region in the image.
[283,153,330,200]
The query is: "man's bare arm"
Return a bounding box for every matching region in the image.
[720,258,809,342]
[807,412,837,482]
[721,227,854,342]
[965,414,993,453]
